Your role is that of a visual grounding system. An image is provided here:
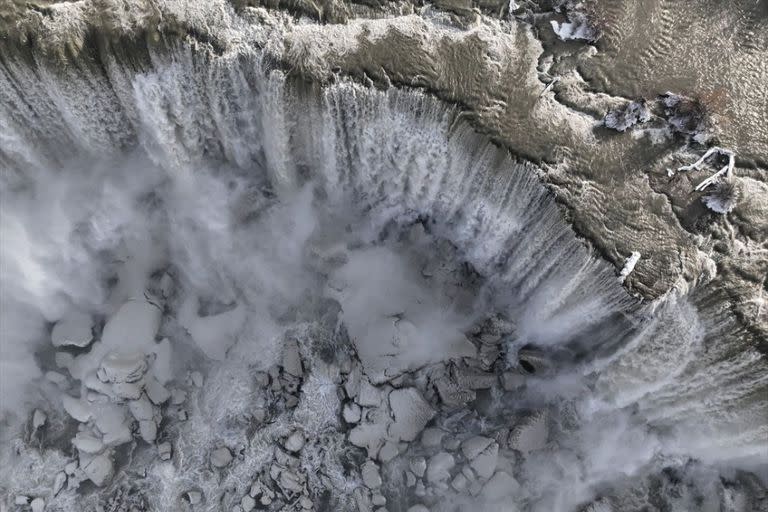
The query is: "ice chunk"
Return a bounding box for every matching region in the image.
[357,379,384,408]
[158,441,173,460]
[211,446,233,468]
[145,376,171,404]
[618,252,641,283]
[509,411,548,453]
[179,296,245,361]
[284,431,305,453]
[101,299,162,352]
[149,338,173,384]
[426,452,454,484]
[190,371,204,388]
[409,456,427,478]
[53,472,67,496]
[349,422,388,458]
[81,452,114,486]
[361,460,382,489]
[186,491,202,504]
[91,403,133,446]
[481,471,521,501]
[469,443,498,480]
[388,388,435,442]
[73,432,104,454]
[30,498,44,512]
[551,13,599,42]
[97,352,147,383]
[451,473,468,491]
[282,338,302,377]
[139,419,157,443]
[112,381,144,400]
[604,101,651,132]
[378,441,399,462]
[51,311,93,348]
[460,436,493,460]
[61,395,92,422]
[172,389,188,404]
[45,371,69,388]
[128,395,154,421]
[241,495,255,512]
[32,409,47,430]
[421,428,444,448]
[343,402,362,423]
[703,181,739,214]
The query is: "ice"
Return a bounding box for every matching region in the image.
[426,452,455,484]
[461,436,494,460]
[128,395,154,421]
[101,299,162,352]
[469,443,498,480]
[31,498,44,512]
[410,457,427,478]
[80,452,114,487]
[61,395,92,422]
[281,339,303,377]
[388,388,435,442]
[421,428,445,448]
[508,411,548,453]
[211,446,233,468]
[551,18,599,42]
[378,441,399,462]
[138,419,157,443]
[91,402,133,446]
[186,491,202,504]
[53,472,67,496]
[330,247,476,384]
[51,311,93,348]
[97,352,148,384]
[158,441,172,461]
[241,494,255,511]
[284,431,305,453]
[32,409,46,430]
[604,101,651,132]
[362,460,383,489]
[343,402,362,423]
[619,252,641,283]
[481,471,521,501]
[73,432,104,453]
[179,296,245,361]
[144,376,170,404]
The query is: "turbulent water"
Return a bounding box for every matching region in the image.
[1,2,766,512]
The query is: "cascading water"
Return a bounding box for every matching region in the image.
[1,4,766,512]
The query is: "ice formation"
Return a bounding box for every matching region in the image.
[0,1,765,512]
